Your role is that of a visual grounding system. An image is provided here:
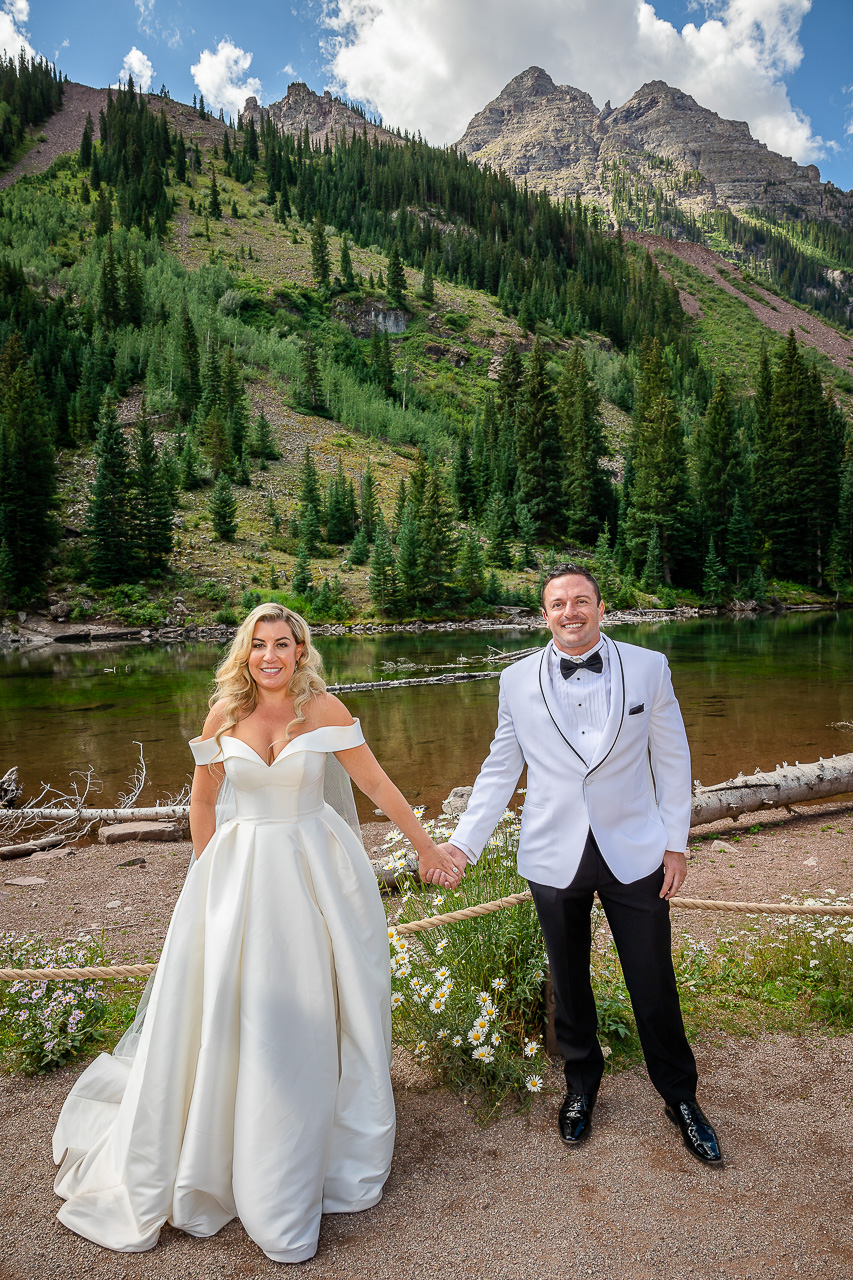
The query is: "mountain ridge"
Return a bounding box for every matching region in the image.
[454,67,853,225]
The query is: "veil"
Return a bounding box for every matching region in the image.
[112,753,364,1061]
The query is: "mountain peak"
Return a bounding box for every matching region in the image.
[455,67,851,220]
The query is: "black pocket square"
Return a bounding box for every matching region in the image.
[628,703,645,715]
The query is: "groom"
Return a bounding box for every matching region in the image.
[435,564,721,1164]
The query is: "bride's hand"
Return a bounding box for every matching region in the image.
[419,842,466,890]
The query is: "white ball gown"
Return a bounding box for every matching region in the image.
[52,720,395,1264]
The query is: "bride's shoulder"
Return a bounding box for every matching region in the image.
[302,691,355,731]
[199,698,229,741]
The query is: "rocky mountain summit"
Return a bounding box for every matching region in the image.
[455,67,853,225]
[243,82,398,150]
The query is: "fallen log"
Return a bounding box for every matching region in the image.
[690,753,853,826]
[0,833,68,861]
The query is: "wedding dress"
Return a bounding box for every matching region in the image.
[52,720,395,1264]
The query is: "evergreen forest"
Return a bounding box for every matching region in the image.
[0,72,851,627]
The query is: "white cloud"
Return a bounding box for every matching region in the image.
[282,62,296,76]
[0,0,34,61]
[190,39,262,118]
[321,0,834,166]
[5,0,29,24]
[114,46,156,93]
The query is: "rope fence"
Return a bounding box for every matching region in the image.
[3,891,852,981]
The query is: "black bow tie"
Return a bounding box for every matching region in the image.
[560,651,604,680]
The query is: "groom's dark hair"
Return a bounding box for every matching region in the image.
[540,563,602,607]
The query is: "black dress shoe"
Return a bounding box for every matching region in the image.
[558,1092,596,1145]
[665,1100,722,1164]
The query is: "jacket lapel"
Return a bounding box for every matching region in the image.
[587,636,625,775]
[536,644,588,767]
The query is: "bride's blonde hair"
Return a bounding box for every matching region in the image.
[210,602,326,751]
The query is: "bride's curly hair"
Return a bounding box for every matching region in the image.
[210,602,326,753]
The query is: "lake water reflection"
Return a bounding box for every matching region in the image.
[1,612,851,821]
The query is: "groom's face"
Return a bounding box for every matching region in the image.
[542,574,605,656]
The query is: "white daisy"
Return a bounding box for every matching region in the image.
[483,1002,497,1019]
[475,991,491,1008]
[525,1075,544,1092]
[491,977,507,991]
[437,1028,449,1039]
[451,1035,463,1047]
[434,967,452,983]
[435,939,448,954]
[472,1015,491,1033]
[414,1041,427,1056]
[523,1039,541,1058]
[472,1046,495,1063]
[467,1027,487,1045]
[490,1032,502,1047]
[429,996,446,1013]
[391,992,404,1009]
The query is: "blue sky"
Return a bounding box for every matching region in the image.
[9,0,853,191]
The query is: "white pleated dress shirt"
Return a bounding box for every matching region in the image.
[547,636,611,765]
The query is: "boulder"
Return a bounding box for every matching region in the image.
[98,820,186,844]
[4,876,46,887]
[442,786,473,817]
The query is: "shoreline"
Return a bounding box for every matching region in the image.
[4,601,839,654]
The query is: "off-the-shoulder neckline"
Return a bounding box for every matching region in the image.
[191,719,361,768]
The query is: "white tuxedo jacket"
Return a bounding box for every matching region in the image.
[451,636,692,888]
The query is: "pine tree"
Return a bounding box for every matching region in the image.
[98,234,121,328]
[452,430,476,519]
[300,332,323,411]
[368,513,396,613]
[420,250,435,304]
[199,405,233,477]
[120,247,145,328]
[726,492,753,586]
[299,446,322,513]
[515,502,537,569]
[640,524,664,592]
[207,166,222,219]
[557,343,612,544]
[310,211,330,290]
[209,471,237,540]
[247,411,280,459]
[592,524,619,605]
[515,339,563,538]
[386,241,406,305]
[485,487,513,568]
[417,467,457,607]
[291,545,312,596]
[497,343,523,418]
[393,475,408,536]
[175,299,201,423]
[93,184,112,235]
[79,113,93,168]
[299,502,322,556]
[360,459,378,541]
[87,395,135,586]
[349,525,369,565]
[132,407,173,574]
[395,501,420,606]
[179,436,203,490]
[339,234,355,290]
[702,536,726,605]
[458,528,486,600]
[625,345,692,585]
[747,564,767,603]
[0,335,58,599]
[695,372,740,559]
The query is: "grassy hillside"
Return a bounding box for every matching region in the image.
[2,86,852,627]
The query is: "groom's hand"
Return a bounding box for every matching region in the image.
[660,850,687,899]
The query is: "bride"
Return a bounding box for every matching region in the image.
[52,602,461,1263]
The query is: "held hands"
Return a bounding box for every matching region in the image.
[660,850,687,899]
[419,842,468,891]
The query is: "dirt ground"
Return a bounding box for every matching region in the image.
[2,800,852,1280]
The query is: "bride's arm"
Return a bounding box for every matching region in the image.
[314,694,462,887]
[189,703,226,860]
[337,742,462,887]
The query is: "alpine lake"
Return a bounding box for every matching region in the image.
[1,611,852,824]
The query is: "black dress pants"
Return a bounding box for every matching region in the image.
[528,831,698,1104]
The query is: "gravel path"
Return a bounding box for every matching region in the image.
[2,801,852,1277]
